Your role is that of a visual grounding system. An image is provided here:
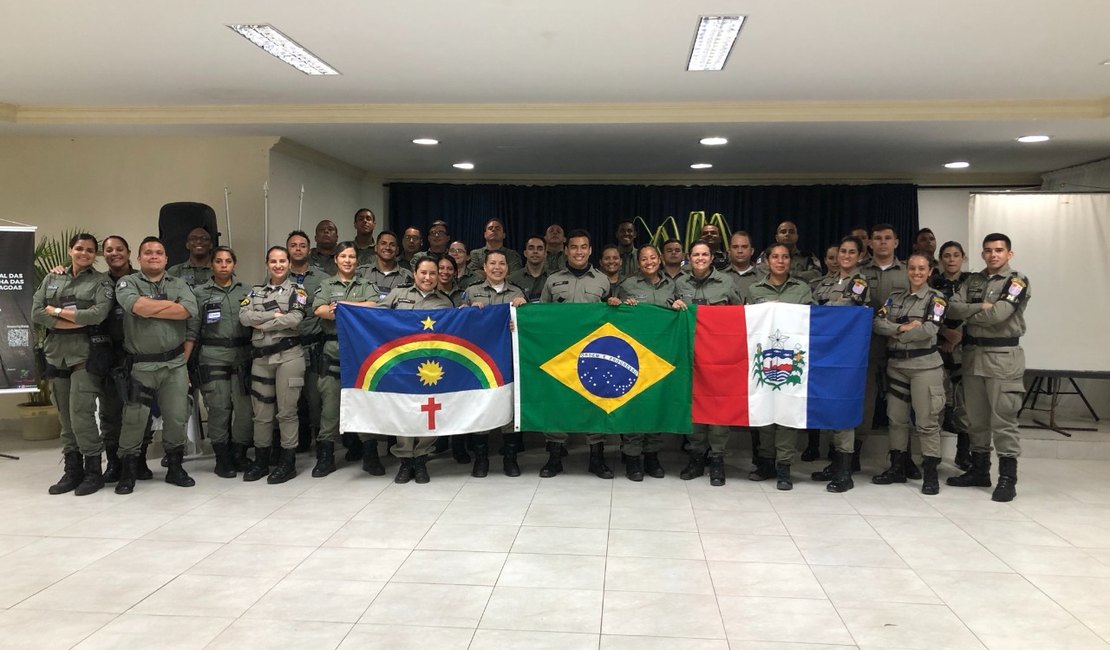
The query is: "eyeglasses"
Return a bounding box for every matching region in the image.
[403,236,422,241]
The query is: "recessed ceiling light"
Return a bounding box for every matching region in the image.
[687,16,745,71]
[412,138,439,146]
[453,162,475,170]
[227,24,339,75]
[944,161,970,169]
[700,137,729,146]
[690,163,714,169]
[1016,135,1051,143]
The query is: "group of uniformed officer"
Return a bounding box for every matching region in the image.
[33,210,1030,502]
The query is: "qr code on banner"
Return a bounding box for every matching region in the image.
[7,327,30,348]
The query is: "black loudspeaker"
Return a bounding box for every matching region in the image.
[158,202,219,267]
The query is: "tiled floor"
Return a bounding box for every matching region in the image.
[2,432,1110,650]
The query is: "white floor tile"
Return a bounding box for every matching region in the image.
[479,585,603,633]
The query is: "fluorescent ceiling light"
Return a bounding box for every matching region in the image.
[700,137,728,146]
[227,24,339,75]
[412,138,439,145]
[944,161,970,169]
[687,16,745,71]
[690,163,714,169]
[453,162,475,170]
[1016,135,1050,143]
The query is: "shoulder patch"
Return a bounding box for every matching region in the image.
[1002,276,1027,304]
[240,296,251,306]
[851,278,867,295]
[927,295,947,323]
[117,281,127,289]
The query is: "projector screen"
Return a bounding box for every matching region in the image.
[969,192,1110,375]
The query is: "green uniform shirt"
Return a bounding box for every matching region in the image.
[187,278,252,366]
[508,267,550,303]
[355,243,377,267]
[722,265,761,302]
[618,247,638,278]
[357,264,415,301]
[758,248,822,284]
[167,261,213,288]
[674,267,745,306]
[540,266,611,304]
[747,276,814,305]
[545,250,567,273]
[812,270,871,307]
[308,248,338,276]
[32,266,114,367]
[615,274,678,307]
[238,278,306,350]
[291,267,325,342]
[873,285,946,369]
[467,246,524,277]
[381,285,456,310]
[313,275,378,360]
[115,271,199,371]
[465,280,525,306]
[947,265,1030,341]
[860,258,910,309]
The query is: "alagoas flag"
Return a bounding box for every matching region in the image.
[336,304,514,436]
[514,303,695,434]
[693,304,871,429]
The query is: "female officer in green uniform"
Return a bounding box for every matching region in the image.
[437,254,468,307]
[610,245,678,481]
[931,240,972,470]
[188,246,252,478]
[311,241,380,477]
[32,233,113,496]
[239,245,307,484]
[809,236,870,492]
[463,250,527,477]
[382,257,456,484]
[872,253,948,495]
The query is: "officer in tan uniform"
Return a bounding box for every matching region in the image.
[871,253,948,495]
[239,245,307,484]
[945,233,1030,502]
[32,233,113,496]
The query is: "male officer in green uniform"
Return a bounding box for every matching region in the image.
[747,243,815,490]
[32,233,114,496]
[467,218,524,279]
[614,220,639,278]
[508,236,550,303]
[358,231,415,300]
[309,219,339,276]
[544,223,567,273]
[723,230,761,298]
[187,246,253,477]
[945,233,1030,502]
[540,229,615,479]
[759,220,823,283]
[352,208,378,266]
[114,236,200,494]
[167,227,214,287]
[410,220,451,271]
[288,230,325,452]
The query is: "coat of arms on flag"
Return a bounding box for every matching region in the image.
[337,304,514,436]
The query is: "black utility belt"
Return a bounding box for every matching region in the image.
[47,328,87,336]
[251,336,301,358]
[299,333,322,346]
[888,347,937,360]
[200,336,251,348]
[130,344,185,363]
[964,336,1019,347]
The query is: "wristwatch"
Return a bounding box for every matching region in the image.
[52,306,62,316]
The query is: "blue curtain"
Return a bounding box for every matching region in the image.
[387,182,919,260]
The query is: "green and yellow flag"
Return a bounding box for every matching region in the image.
[513,303,694,434]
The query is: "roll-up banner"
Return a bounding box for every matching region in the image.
[0,225,38,393]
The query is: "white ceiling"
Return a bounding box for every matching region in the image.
[2,0,1108,184]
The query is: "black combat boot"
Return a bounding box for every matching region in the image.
[312,441,335,478]
[921,455,941,495]
[826,452,854,493]
[992,456,1017,502]
[211,442,236,478]
[872,450,907,485]
[708,455,726,487]
[625,455,644,482]
[471,436,490,478]
[452,435,471,464]
[775,462,793,491]
[811,453,836,482]
[394,458,414,484]
[230,443,250,472]
[412,455,430,484]
[267,448,297,484]
[680,450,706,480]
[114,455,138,495]
[136,439,154,480]
[164,448,196,487]
[588,442,614,479]
[361,438,385,476]
[748,457,777,481]
[946,451,992,488]
[502,432,521,477]
[903,453,922,480]
[539,442,564,478]
[801,429,820,462]
[642,452,665,478]
[243,446,271,482]
[74,455,104,496]
[954,432,971,471]
[342,432,363,461]
[49,451,84,495]
[103,444,121,483]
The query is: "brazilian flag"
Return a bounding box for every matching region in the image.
[513,303,694,434]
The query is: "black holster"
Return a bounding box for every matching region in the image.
[86,329,114,378]
[237,363,251,396]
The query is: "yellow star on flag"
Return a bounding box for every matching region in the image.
[420,316,436,330]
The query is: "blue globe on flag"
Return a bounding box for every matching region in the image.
[577,336,640,398]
